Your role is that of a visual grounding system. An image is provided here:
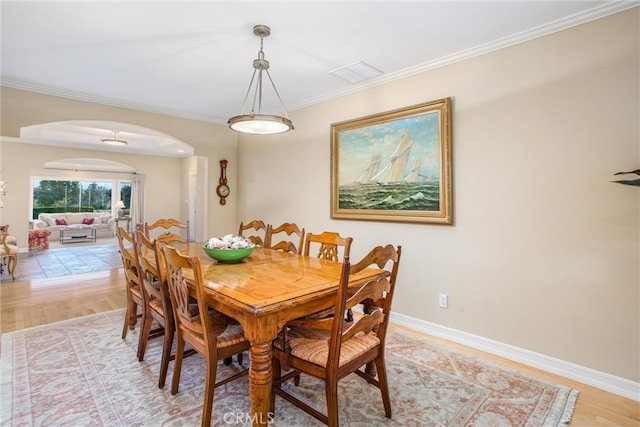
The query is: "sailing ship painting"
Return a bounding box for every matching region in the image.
[331,98,452,224]
[338,114,440,211]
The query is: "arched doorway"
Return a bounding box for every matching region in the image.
[22,120,204,241]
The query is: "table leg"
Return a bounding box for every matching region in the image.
[249,341,274,426]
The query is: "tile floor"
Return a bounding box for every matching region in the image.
[1,241,122,282]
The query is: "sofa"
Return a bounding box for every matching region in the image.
[33,212,116,238]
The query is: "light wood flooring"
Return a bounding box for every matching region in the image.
[1,267,638,426]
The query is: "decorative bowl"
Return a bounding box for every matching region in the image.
[202,244,255,263]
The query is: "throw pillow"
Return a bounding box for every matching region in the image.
[43,215,56,226]
[55,218,67,226]
[82,217,95,225]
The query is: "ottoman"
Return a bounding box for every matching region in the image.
[29,228,51,250]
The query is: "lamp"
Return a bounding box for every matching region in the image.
[115,200,125,218]
[228,25,294,135]
[101,131,128,146]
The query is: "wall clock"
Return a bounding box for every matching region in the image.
[216,159,230,205]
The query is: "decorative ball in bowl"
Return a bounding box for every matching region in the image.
[202,235,255,264]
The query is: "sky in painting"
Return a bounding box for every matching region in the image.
[337,111,441,185]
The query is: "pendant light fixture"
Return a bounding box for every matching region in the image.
[228,25,294,135]
[101,131,128,146]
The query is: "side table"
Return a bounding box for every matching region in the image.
[115,216,132,235]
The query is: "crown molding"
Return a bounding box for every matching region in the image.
[0,79,224,125]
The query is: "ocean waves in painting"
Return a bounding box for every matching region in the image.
[338,182,440,211]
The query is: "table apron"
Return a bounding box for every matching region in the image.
[204,291,338,344]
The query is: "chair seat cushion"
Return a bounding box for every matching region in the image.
[283,327,380,368]
[188,312,247,349]
[149,298,164,313]
[0,244,19,255]
[216,323,247,348]
[130,285,142,300]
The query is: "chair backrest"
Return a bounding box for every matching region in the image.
[155,231,187,244]
[152,234,188,323]
[303,231,353,261]
[117,226,135,269]
[265,222,305,254]
[348,244,402,341]
[0,225,17,255]
[162,244,216,356]
[350,244,401,278]
[145,218,189,242]
[117,226,142,293]
[1,225,10,248]
[135,230,170,316]
[238,219,267,247]
[154,233,187,286]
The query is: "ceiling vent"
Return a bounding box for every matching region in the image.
[329,61,384,84]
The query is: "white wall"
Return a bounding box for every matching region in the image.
[238,9,639,383]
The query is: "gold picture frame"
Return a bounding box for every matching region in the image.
[331,97,452,224]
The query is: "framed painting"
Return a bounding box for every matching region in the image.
[331,97,452,224]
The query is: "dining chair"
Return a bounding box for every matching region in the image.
[238,219,267,247]
[144,218,189,242]
[117,226,143,340]
[0,225,18,280]
[264,222,305,254]
[157,233,243,367]
[162,245,251,427]
[303,231,353,262]
[271,244,402,427]
[135,230,187,389]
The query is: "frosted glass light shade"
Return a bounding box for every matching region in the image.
[228,114,293,135]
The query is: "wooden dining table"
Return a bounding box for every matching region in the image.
[168,243,388,426]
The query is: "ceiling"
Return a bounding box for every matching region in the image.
[1,1,635,158]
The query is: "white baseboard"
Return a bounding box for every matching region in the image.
[390,311,640,401]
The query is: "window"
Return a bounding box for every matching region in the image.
[118,181,132,216]
[31,177,135,219]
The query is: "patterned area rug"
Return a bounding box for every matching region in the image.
[1,309,577,426]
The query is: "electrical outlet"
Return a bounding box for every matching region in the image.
[439,293,448,309]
